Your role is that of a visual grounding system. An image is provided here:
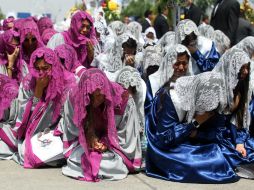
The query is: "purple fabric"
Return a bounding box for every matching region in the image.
[3,17,15,31]
[54,44,82,73]
[14,18,25,32]
[0,74,19,120]
[70,68,133,181]
[37,17,54,35]
[62,11,98,68]
[41,28,57,45]
[19,19,44,64]
[24,47,75,122]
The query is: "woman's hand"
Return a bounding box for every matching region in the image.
[7,47,20,68]
[34,76,50,98]
[124,54,135,66]
[236,144,247,157]
[194,112,214,125]
[93,139,107,153]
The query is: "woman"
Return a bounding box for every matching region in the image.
[12,47,75,168]
[19,18,44,65]
[175,19,220,74]
[157,31,175,56]
[47,11,97,68]
[61,69,137,181]
[0,30,28,82]
[146,48,254,183]
[145,44,192,114]
[115,66,145,170]
[37,17,54,36]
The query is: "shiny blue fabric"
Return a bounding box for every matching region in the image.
[145,87,254,183]
[192,42,220,73]
[144,79,154,116]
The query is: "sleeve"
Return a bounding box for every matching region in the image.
[192,42,220,72]
[236,128,248,144]
[161,20,169,37]
[227,2,240,44]
[61,96,79,158]
[154,90,195,148]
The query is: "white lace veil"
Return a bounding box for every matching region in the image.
[157,31,175,55]
[213,30,230,55]
[235,36,254,58]
[127,21,144,45]
[115,66,145,129]
[108,21,127,36]
[142,45,162,73]
[175,72,225,123]
[175,19,199,44]
[213,48,250,115]
[148,44,193,97]
[197,24,214,40]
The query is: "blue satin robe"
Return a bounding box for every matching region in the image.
[146,87,243,183]
[192,42,220,74]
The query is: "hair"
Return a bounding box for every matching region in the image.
[144,10,153,18]
[122,37,137,50]
[157,3,168,14]
[181,32,197,46]
[202,14,209,21]
[233,63,250,129]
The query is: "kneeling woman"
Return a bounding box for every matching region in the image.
[146,48,254,183]
[61,69,138,181]
[13,47,74,168]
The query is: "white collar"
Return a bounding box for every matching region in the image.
[145,18,151,25]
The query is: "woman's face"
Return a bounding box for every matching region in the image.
[172,54,189,79]
[23,33,37,52]
[91,89,105,108]
[34,58,52,77]
[146,32,154,40]
[239,63,249,81]
[79,19,91,36]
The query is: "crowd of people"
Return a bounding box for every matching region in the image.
[1,1,254,184]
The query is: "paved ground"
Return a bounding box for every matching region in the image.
[0,160,253,190]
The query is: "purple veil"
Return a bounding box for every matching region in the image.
[37,17,54,35]
[54,44,82,73]
[70,68,134,181]
[62,11,97,68]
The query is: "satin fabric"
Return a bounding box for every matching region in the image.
[145,87,249,183]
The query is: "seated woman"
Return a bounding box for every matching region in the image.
[19,18,44,65]
[12,47,75,168]
[47,11,97,68]
[145,44,192,114]
[175,19,220,74]
[115,66,145,170]
[0,30,28,83]
[0,74,19,160]
[61,69,138,181]
[146,48,254,183]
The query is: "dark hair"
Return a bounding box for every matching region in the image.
[122,37,137,50]
[144,10,152,18]
[181,32,197,46]
[157,3,167,14]
[202,14,209,21]
[233,63,250,129]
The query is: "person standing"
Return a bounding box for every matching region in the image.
[141,10,153,33]
[210,0,240,45]
[154,4,169,39]
[235,8,254,44]
[184,0,202,26]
